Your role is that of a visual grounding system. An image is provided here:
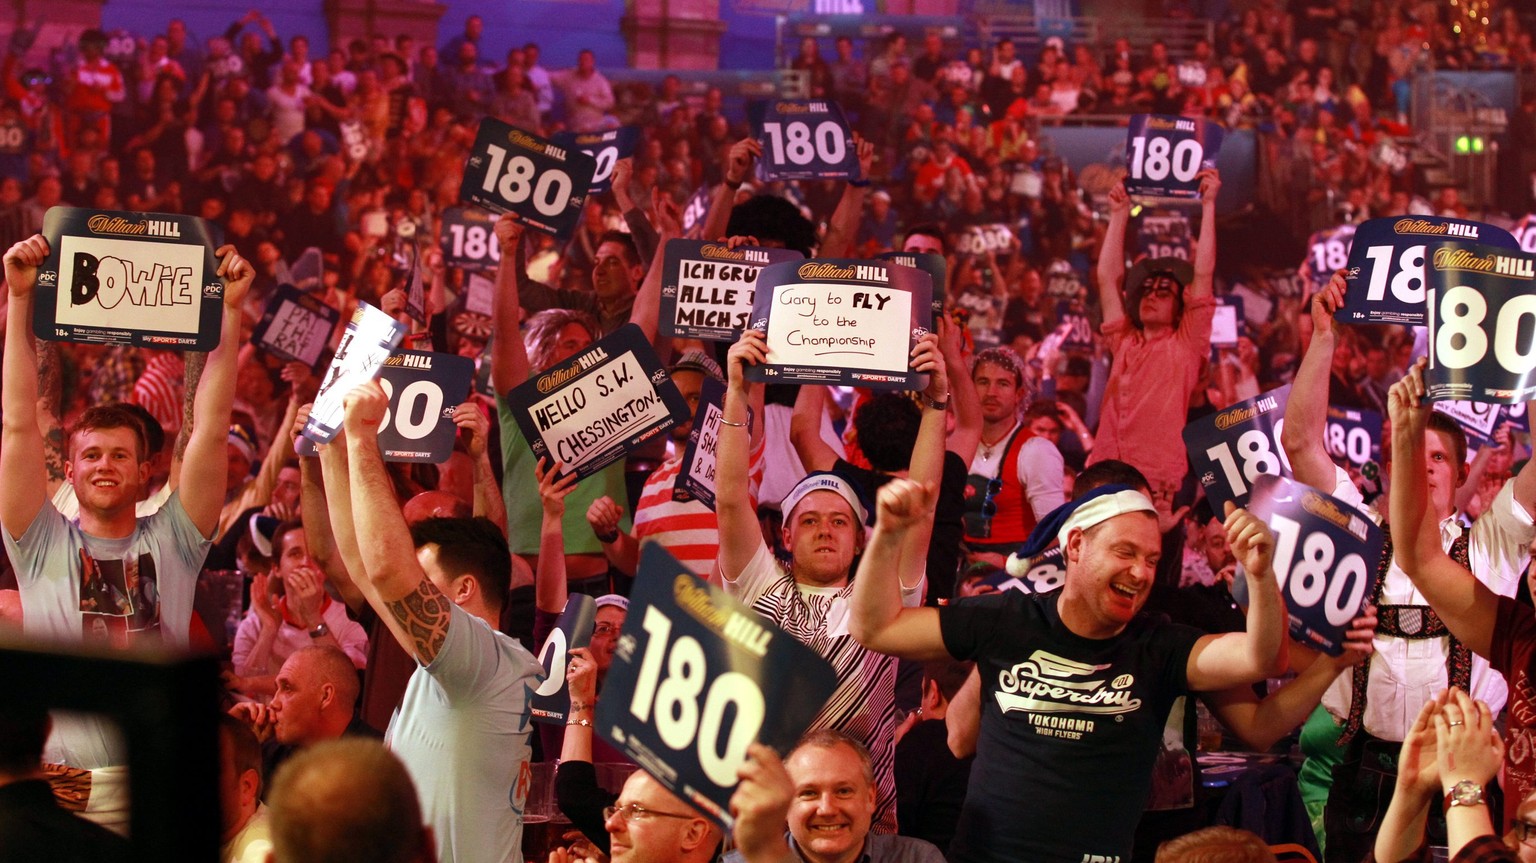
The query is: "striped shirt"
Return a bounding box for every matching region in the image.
[724,542,923,834]
[131,352,185,438]
[632,437,764,576]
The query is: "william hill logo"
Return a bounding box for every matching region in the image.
[700,244,748,261]
[507,130,565,160]
[1214,393,1277,430]
[1147,117,1194,132]
[799,262,856,280]
[1301,491,1351,531]
[1430,247,1533,278]
[86,215,181,238]
[1395,218,1479,238]
[775,102,814,114]
[383,353,433,369]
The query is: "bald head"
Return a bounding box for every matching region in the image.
[269,738,433,863]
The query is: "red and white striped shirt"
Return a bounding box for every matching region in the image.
[632,436,765,577]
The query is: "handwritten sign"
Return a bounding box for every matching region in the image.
[505,324,690,480]
[748,99,859,182]
[251,284,339,369]
[459,117,597,238]
[34,207,226,350]
[439,206,501,271]
[597,544,838,830]
[1183,385,1293,513]
[1245,475,1383,656]
[1124,114,1223,199]
[675,378,726,509]
[302,302,409,444]
[953,223,1015,257]
[745,259,932,390]
[658,239,804,342]
[1425,240,1536,404]
[531,594,596,725]
[552,126,639,195]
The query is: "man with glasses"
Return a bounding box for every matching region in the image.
[1086,170,1221,511]
[604,772,722,863]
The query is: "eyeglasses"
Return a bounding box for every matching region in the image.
[1516,820,1536,845]
[1143,285,1177,298]
[593,623,622,636]
[603,803,696,823]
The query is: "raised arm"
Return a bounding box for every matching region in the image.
[491,216,532,393]
[295,402,366,613]
[702,138,759,244]
[1388,359,1499,658]
[790,385,840,473]
[535,458,577,615]
[848,479,948,659]
[1374,694,1447,863]
[1094,182,1130,330]
[611,159,659,266]
[1187,169,1220,302]
[819,135,874,259]
[1280,272,1347,489]
[453,399,506,535]
[179,245,255,538]
[341,380,452,664]
[1185,503,1288,690]
[0,236,50,537]
[716,330,769,579]
[938,315,981,463]
[630,195,682,349]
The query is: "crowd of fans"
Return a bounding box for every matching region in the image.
[4,1,1536,863]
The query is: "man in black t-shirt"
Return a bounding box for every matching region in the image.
[850,483,1286,863]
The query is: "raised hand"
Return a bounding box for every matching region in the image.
[215,244,255,310]
[536,457,579,516]
[875,477,937,533]
[453,400,488,458]
[586,495,625,539]
[1223,502,1275,584]
[3,234,49,298]
[341,380,389,439]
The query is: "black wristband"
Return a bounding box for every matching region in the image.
[595,529,620,544]
[848,179,871,188]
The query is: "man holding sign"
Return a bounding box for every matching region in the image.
[0,233,252,831]
[1089,170,1220,508]
[715,327,951,833]
[1284,275,1536,860]
[849,475,1287,863]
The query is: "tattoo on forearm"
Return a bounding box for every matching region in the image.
[385,580,452,663]
[176,352,207,460]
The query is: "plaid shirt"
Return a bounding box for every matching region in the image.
[1453,836,1519,863]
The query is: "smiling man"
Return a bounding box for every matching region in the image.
[850,479,1287,863]
[604,770,721,863]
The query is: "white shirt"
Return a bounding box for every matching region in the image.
[968,420,1066,522]
[1322,466,1533,740]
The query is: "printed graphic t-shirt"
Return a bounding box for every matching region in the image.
[940,590,1201,863]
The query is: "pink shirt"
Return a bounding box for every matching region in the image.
[1088,295,1215,497]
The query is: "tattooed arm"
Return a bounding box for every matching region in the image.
[168,351,206,491]
[342,378,451,664]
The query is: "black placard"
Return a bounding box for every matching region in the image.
[1123,114,1224,199]
[877,251,947,318]
[1244,475,1384,656]
[1337,217,1519,326]
[1136,209,1192,261]
[298,349,473,462]
[251,284,339,369]
[674,378,726,509]
[596,544,838,830]
[1303,223,1355,292]
[1425,240,1536,404]
[459,118,597,239]
[744,258,933,389]
[1324,405,1382,468]
[505,324,690,479]
[440,206,502,272]
[552,126,639,195]
[34,207,226,349]
[530,595,596,725]
[302,303,410,445]
[748,99,859,181]
[1183,385,1293,513]
[658,239,805,342]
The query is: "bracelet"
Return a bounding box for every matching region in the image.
[848,178,871,188]
[594,529,620,544]
[719,417,749,428]
[924,395,949,411]
[567,718,593,728]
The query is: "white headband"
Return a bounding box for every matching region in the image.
[1056,489,1157,549]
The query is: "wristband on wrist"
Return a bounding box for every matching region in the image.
[567,718,593,728]
[924,394,949,411]
[595,528,620,544]
[848,178,871,188]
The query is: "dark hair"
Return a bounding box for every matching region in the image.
[1023,399,1061,422]
[0,704,49,773]
[1126,269,1186,330]
[69,404,150,462]
[904,222,947,253]
[218,713,264,796]
[596,229,640,268]
[853,393,921,472]
[922,659,974,702]
[1071,459,1150,499]
[118,403,166,456]
[272,520,305,561]
[726,195,816,257]
[972,347,1026,390]
[410,517,511,612]
[1426,411,1469,475]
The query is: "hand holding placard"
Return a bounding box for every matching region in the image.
[1424,242,1536,403]
[3,234,48,300]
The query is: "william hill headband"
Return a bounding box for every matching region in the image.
[780,471,873,527]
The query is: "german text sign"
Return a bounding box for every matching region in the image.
[1183,385,1292,513]
[745,259,932,389]
[1245,475,1383,656]
[659,240,804,342]
[460,118,596,239]
[35,207,225,349]
[251,284,339,369]
[1425,241,1536,404]
[1123,114,1223,199]
[749,100,859,181]
[531,594,596,725]
[597,544,838,830]
[1338,217,1518,326]
[506,324,690,480]
[302,302,408,444]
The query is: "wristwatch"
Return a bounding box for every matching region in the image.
[308,622,331,640]
[1443,780,1486,811]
